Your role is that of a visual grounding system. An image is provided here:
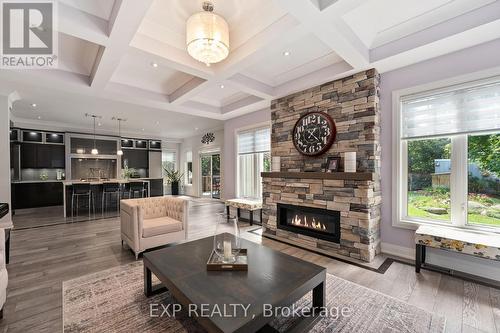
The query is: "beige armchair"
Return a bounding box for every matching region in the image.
[120,196,189,259]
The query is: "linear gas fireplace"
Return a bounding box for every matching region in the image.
[277,203,340,243]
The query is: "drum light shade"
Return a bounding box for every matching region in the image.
[186,2,229,66]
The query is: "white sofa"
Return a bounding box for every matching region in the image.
[0,229,7,318]
[120,196,189,259]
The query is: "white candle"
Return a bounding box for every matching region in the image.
[223,239,232,261]
[344,152,356,172]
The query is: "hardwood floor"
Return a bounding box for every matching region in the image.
[1,199,499,332]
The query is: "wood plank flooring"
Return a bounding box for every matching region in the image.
[1,199,499,333]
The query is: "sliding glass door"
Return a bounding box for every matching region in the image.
[201,153,220,199]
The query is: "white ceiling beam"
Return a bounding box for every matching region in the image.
[58,2,109,46]
[89,0,153,90]
[130,34,213,79]
[227,74,275,99]
[169,77,207,105]
[169,15,305,106]
[273,0,369,69]
[370,1,500,62]
[221,96,264,114]
[373,21,500,74]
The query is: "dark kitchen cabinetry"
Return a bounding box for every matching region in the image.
[135,140,147,149]
[21,143,65,169]
[20,143,37,168]
[122,149,148,169]
[121,139,133,148]
[22,131,43,142]
[45,133,64,144]
[12,182,63,209]
[149,140,161,150]
[10,129,19,141]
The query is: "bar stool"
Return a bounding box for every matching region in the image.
[102,182,120,215]
[71,183,95,220]
[129,181,147,198]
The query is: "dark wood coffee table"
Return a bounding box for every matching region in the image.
[143,233,326,333]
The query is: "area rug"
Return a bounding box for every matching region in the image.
[63,262,445,333]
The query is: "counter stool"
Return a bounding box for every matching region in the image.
[129,181,147,198]
[71,183,95,220]
[102,182,120,215]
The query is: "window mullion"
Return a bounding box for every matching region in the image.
[450,135,467,227]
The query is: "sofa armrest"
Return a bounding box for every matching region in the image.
[120,201,142,246]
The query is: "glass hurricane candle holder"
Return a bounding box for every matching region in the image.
[214,213,241,263]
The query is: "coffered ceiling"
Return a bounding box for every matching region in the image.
[2,0,500,139]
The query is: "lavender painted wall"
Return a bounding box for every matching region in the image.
[221,39,500,250]
[379,38,500,248]
[223,108,271,199]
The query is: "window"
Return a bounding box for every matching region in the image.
[161,150,176,173]
[186,151,193,185]
[395,77,500,230]
[237,126,271,199]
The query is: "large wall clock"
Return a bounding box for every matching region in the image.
[292,112,336,156]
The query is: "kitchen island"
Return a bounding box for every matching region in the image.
[62,178,163,217]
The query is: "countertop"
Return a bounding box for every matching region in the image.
[12,180,64,184]
[62,178,163,185]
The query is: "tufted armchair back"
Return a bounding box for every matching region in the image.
[130,197,186,220]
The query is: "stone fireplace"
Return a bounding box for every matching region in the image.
[261,69,381,262]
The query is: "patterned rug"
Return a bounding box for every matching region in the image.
[63,262,445,333]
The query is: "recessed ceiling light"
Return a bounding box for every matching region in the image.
[283,51,291,56]
[98,122,102,126]
[155,121,160,125]
[142,128,145,131]
[37,116,41,120]
[195,127,199,131]
[151,62,158,68]
[220,84,225,89]
[31,103,37,108]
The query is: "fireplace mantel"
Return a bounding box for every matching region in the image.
[261,172,374,181]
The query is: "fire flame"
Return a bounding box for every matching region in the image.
[291,215,327,231]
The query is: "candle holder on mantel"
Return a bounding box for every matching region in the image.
[210,213,245,267]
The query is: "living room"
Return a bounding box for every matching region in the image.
[0,0,499,332]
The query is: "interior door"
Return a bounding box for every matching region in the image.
[201,155,212,198]
[211,154,220,199]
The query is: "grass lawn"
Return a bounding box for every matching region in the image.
[408,191,500,227]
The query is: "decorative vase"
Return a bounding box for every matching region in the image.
[213,213,241,263]
[171,181,179,195]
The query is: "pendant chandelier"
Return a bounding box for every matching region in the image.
[85,113,101,155]
[186,2,229,66]
[112,117,126,156]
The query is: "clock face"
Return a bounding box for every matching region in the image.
[292,112,336,156]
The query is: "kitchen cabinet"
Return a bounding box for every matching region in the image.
[45,133,64,144]
[22,131,43,142]
[122,149,148,169]
[20,143,65,169]
[149,140,161,150]
[12,182,63,209]
[20,143,37,168]
[135,140,147,149]
[10,129,19,141]
[121,139,133,148]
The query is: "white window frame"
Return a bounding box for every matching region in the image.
[185,151,193,186]
[392,67,500,233]
[235,121,271,199]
